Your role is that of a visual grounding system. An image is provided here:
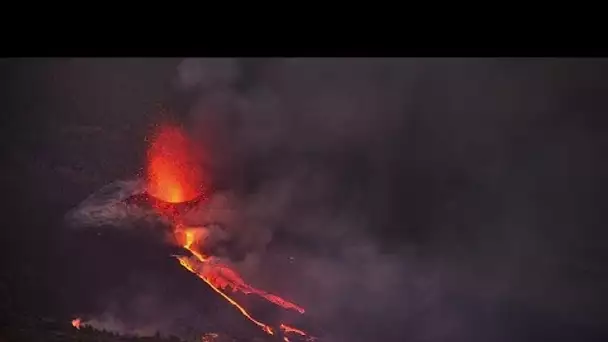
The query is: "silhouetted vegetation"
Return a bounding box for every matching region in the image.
[1,313,185,342]
[0,312,281,342]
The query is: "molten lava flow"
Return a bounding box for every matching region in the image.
[280,324,308,337]
[176,226,313,339]
[281,324,316,341]
[147,123,204,204]
[180,226,208,262]
[177,256,274,336]
[71,318,81,329]
[175,226,305,314]
[145,123,313,340]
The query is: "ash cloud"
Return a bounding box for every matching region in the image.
[64,58,608,341]
[175,58,608,341]
[175,58,459,341]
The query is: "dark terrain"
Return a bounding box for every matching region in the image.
[2,58,608,342]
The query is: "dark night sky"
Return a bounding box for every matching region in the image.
[1,58,608,341]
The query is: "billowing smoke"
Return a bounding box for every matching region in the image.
[168,59,472,341]
[66,58,608,341]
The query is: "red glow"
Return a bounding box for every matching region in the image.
[146,123,204,203]
[144,122,313,340]
[174,225,305,313]
[280,324,308,336]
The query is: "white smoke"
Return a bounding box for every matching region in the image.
[64,178,168,229]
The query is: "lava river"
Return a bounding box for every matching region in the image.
[146,123,314,341]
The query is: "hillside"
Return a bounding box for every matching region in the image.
[1,313,272,342]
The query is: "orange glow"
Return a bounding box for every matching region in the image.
[177,225,208,262]
[71,318,81,329]
[281,324,316,341]
[147,124,204,204]
[177,255,275,335]
[280,324,308,336]
[144,122,313,340]
[176,225,304,313]
[175,226,312,339]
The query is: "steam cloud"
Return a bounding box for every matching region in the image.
[67,58,608,341]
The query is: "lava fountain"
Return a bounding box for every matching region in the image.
[146,123,205,204]
[145,123,314,341]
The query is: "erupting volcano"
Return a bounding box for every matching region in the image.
[143,123,314,341]
[146,123,205,204]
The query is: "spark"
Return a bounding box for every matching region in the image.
[146,123,204,204]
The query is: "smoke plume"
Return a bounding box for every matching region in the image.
[67,58,608,341]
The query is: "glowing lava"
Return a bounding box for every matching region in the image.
[175,225,305,314]
[280,324,308,337]
[147,123,204,204]
[177,254,275,336]
[146,123,313,341]
[71,318,82,329]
